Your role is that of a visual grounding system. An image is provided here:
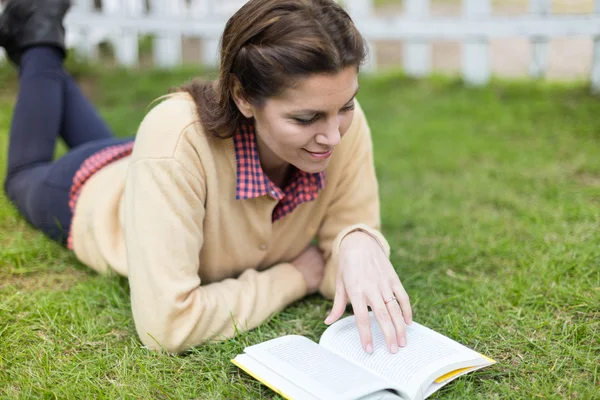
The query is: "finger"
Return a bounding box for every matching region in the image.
[370,294,399,354]
[350,297,373,353]
[385,297,407,348]
[324,281,348,325]
[393,282,412,326]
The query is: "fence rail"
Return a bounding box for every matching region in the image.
[1,0,599,92]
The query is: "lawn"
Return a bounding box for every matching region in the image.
[0,62,599,399]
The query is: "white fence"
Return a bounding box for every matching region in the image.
[1,0,600,92]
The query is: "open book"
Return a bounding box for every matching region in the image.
[232,313,495,400]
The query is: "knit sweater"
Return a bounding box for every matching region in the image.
[70,93,390,353]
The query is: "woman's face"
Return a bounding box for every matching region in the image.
[235,66,359,175]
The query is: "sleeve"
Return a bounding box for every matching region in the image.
[124,158,307,354]
[317,103,391,299]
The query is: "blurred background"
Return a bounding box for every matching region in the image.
[1,0,597,89]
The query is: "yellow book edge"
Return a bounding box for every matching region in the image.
[231,358,293,400]
[434,354,496,384]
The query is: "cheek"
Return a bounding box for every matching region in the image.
[265,119,311,149]
[284,125,315,149]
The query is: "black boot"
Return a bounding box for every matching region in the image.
[0,0,72,65]
[0,0,37,65]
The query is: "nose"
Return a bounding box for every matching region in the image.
[315,118,341,147]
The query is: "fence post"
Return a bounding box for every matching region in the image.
[191,0,221,67]
[109,0,142,67]
[462,0,491,86]
[120,0,143,67]
[70,0,99,61]
[151,0,184,68]
[404,0,431,77]
[592,0,600,94]
[529,0,551,79]
[344,0,377,72]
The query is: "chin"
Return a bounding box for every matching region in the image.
[294,160,330,174]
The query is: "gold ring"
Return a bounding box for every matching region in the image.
[384,296,397,305]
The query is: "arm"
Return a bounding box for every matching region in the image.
[317,103,412,355]
[317,103,390,299]
[124,158,307,353]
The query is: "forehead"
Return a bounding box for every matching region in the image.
[273,67,359,109]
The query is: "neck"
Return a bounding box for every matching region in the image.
[255,131,291,188]
[262,162,292,189]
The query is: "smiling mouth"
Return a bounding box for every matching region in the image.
[305,149,334,160]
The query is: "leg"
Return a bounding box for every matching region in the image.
[4,46,128,244]
[6,47,65,178]
[61,64,115,148]
[7,47,115,179]
[1,1,128,244]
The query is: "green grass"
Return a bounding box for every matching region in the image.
[1,62,599,399]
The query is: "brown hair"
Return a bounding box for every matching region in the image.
[179,0,367,138]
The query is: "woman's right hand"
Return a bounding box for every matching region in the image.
[292,245,326,294]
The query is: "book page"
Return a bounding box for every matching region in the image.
[319,314,492,399]
[243,335,406,400]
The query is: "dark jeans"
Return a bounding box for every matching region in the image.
[3,47,133,245]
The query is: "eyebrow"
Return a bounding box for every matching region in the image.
[290,87,360,115]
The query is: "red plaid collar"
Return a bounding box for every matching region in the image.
[234,120,325,221]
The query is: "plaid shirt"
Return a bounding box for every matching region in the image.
[235,120,325,221]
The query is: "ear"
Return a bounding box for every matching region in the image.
[231,75,254,118]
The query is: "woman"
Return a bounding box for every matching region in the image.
[1,0,412,354]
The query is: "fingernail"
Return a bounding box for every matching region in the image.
[366,343,373,353]
[391,343,398,354]
[400,337,407,347]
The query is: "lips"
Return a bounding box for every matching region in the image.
[305,149,333,160]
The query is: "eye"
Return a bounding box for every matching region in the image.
[340,103,355,113]
[294,115,319,126]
